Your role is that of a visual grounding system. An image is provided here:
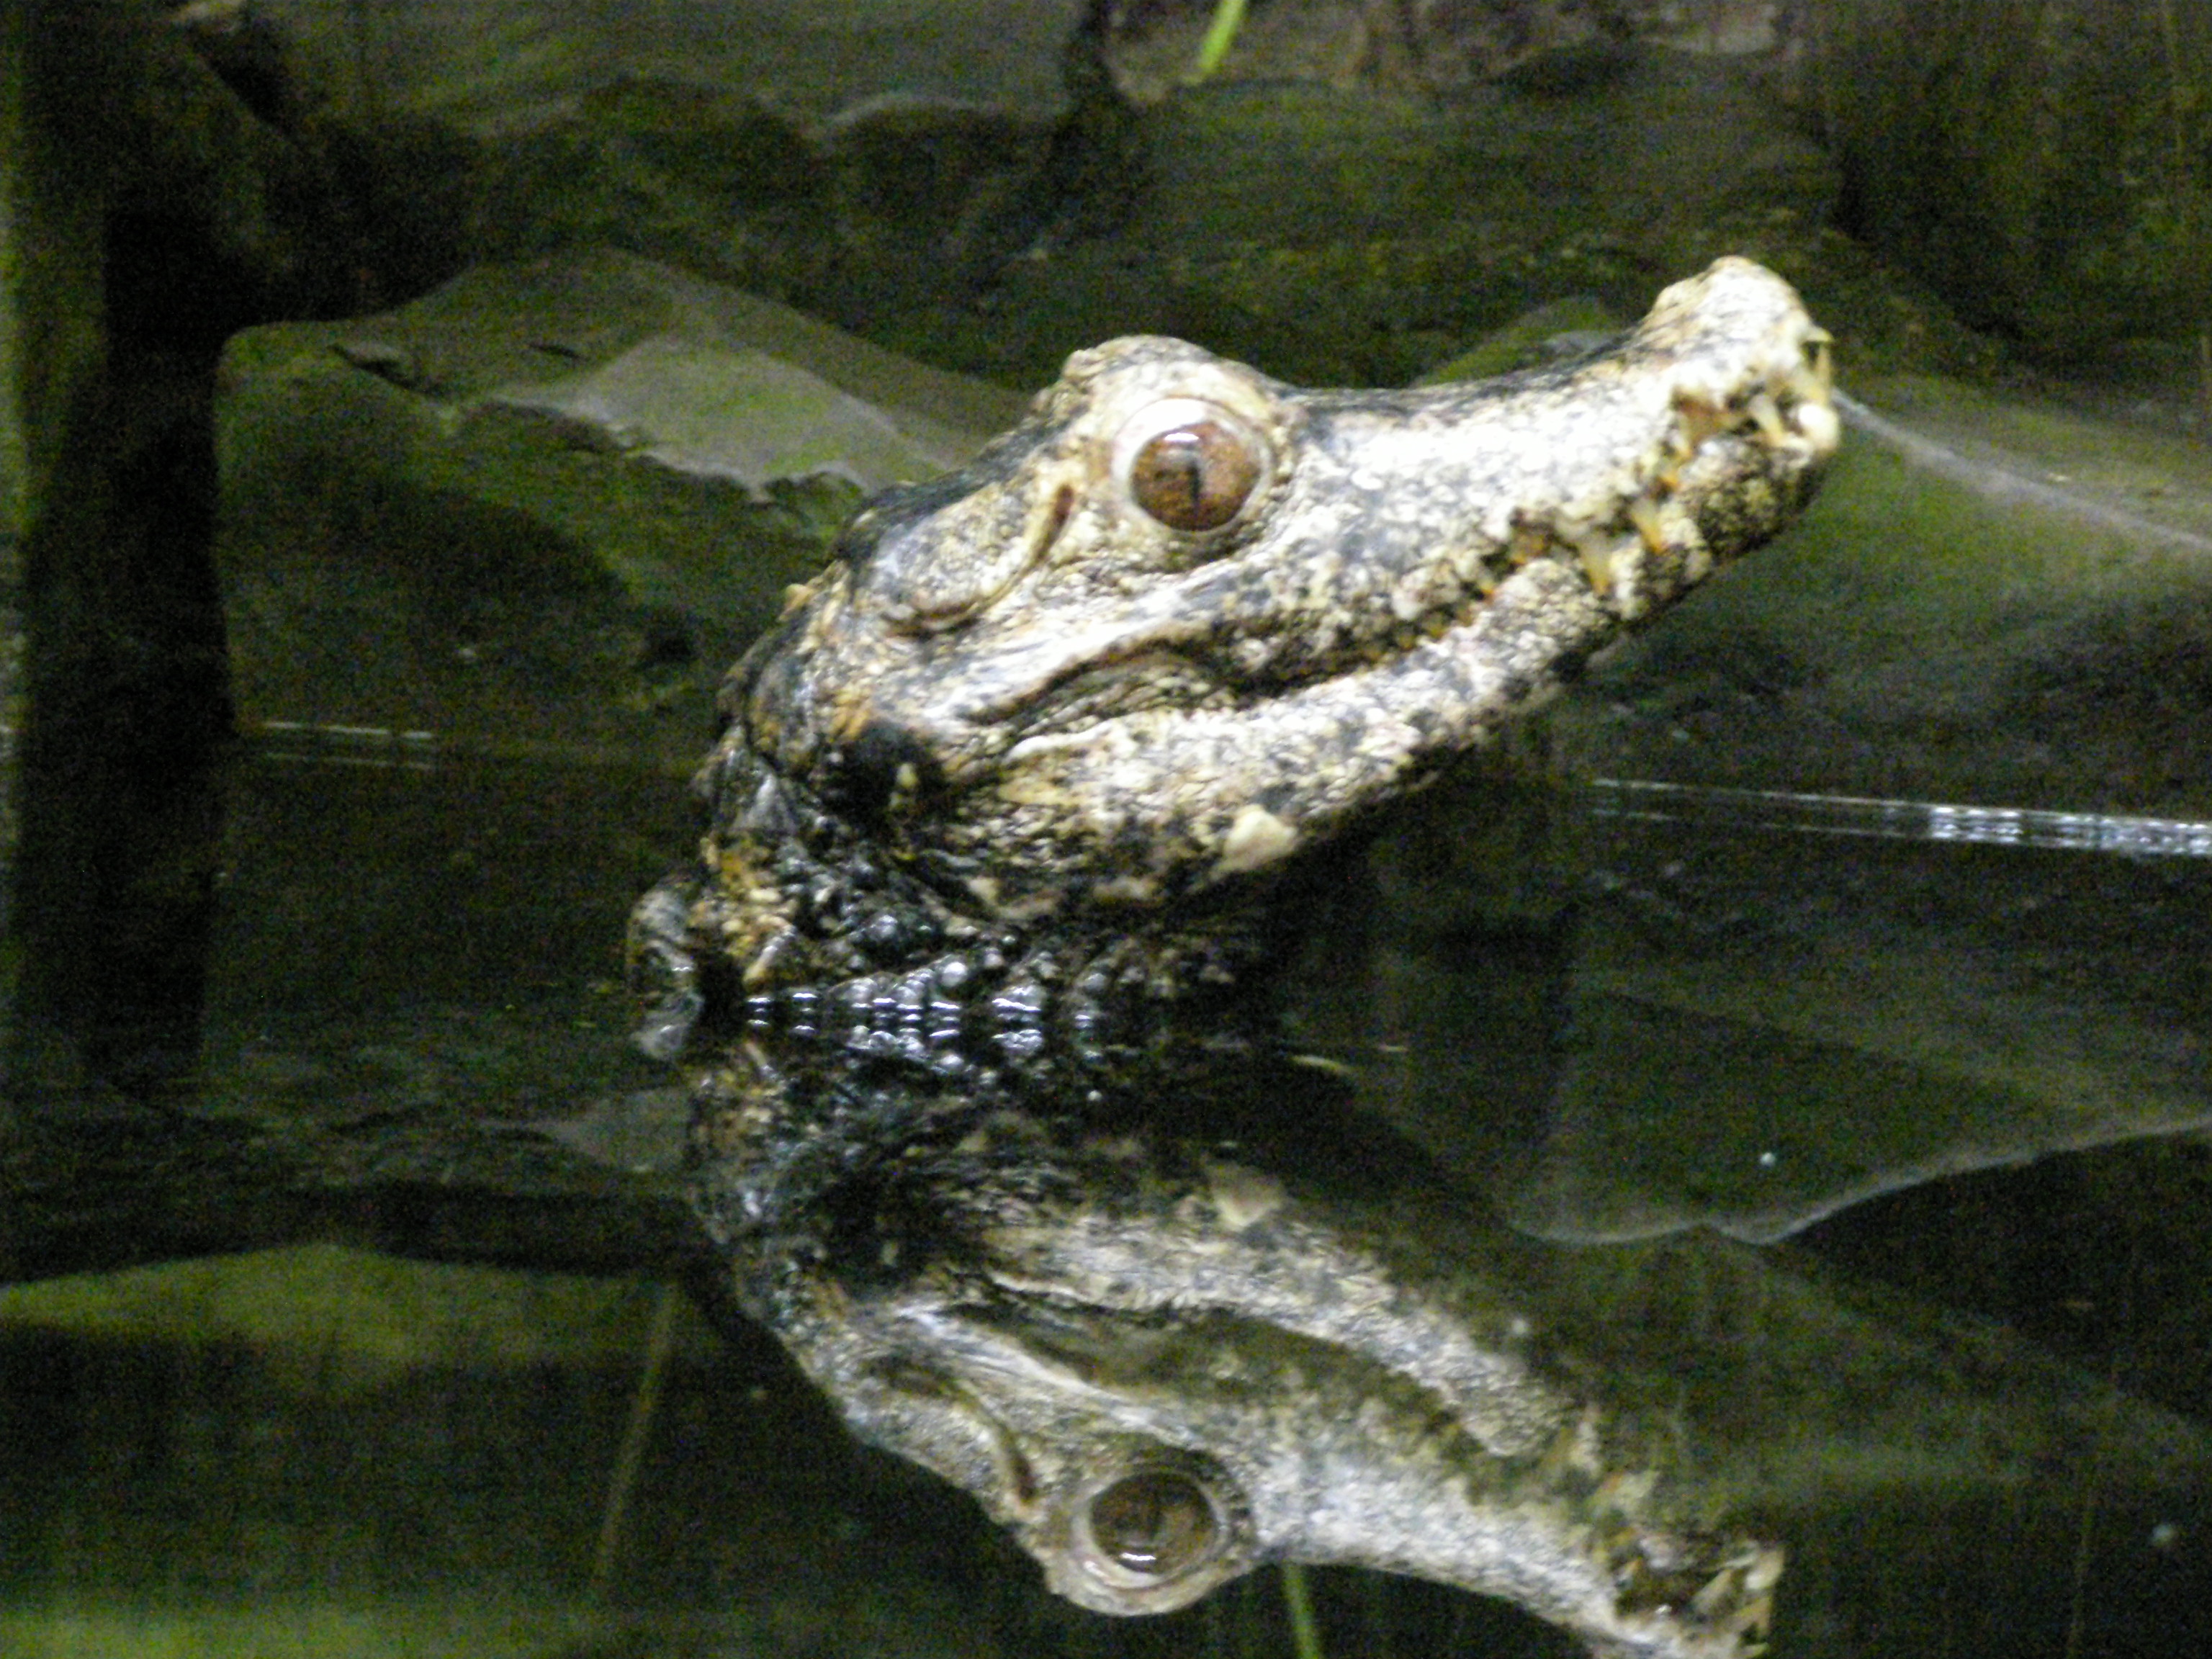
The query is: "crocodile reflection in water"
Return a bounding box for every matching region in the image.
[630,259,1846,1656]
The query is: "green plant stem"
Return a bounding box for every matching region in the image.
[1280,1560,1325,1659]
[589,1280,681,1599]
[1188,0,1249,84]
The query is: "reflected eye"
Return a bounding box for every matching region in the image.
[1084,1470,1220,1580]
[1115,399,1269,533]
[1057,1451,1249,1614]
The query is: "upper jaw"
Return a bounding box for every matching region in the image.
[747,259,1835,909]
[834,257,1833,745]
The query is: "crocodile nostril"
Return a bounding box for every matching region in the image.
[820,719,941,826]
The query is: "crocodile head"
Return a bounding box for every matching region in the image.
[632,258,1833,1057]
[698,1040,2212,1659]
[709,1071,1784,1659]
[639,258,1838,1653]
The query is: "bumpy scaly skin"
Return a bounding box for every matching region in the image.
[709,1086,1786,1659]
[636,258,1836,1658]
[631,257,1835,1067]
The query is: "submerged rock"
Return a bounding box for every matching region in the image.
[1357,368,2212,1242]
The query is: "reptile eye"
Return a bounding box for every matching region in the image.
[1115,399,1269,534]
[1084,1470,1220,1580]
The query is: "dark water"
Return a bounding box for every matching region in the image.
[5,727,2210,1658]
[11,4,2212,1653]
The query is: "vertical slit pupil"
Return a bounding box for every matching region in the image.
[1128,420,1259,531]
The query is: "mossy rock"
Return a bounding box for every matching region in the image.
[1559,368,2212,812]
[215,249,1024,772]
[1820,0,2212,371]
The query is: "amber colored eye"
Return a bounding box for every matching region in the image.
[1085,1470,1220,1579]
[1117,399,1267,533]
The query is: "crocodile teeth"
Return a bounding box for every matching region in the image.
[1745,390,1788,444]
[1573,531,1615,595]
[1626,493,1668,555]
[1673,396,1729,453]
[1688,1543,1784,1644]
